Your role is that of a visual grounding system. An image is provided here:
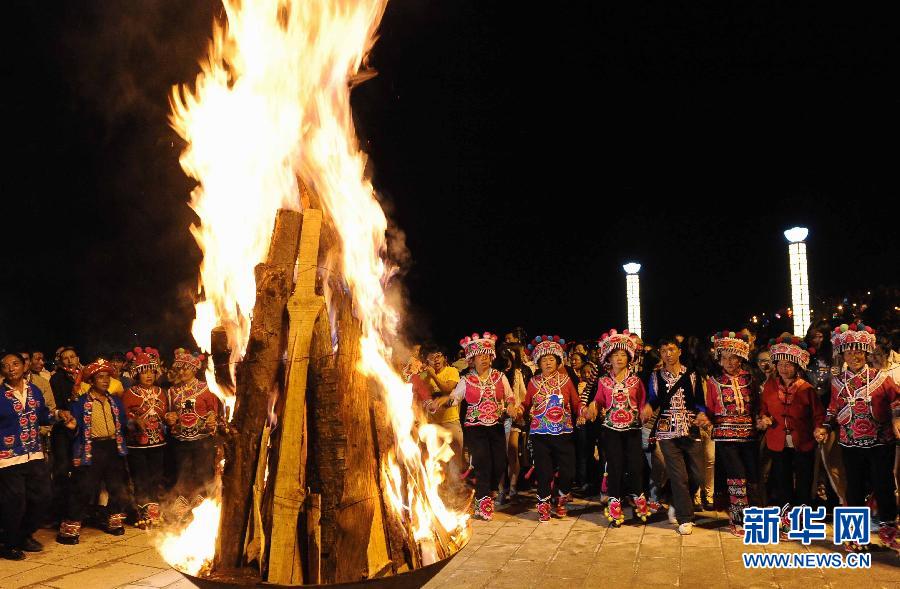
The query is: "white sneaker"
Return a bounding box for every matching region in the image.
[668,505,677,524]
[677,522,693,535]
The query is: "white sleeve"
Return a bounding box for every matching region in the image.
[500,374,513,403]
[449,378,467,406]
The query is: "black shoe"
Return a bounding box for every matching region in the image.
[56,534,79,545]
[0,546,26,560]
[106,527,126,536]
[20,536,43,552]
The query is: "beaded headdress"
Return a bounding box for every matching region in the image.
[172,348,206,371]
[598,329,636,362]
[527,335,566,365]
[459,332,498,360]
[767,334,812,370]
[711,330,750,361]
[126,347,161,374]
[831,322,876,354]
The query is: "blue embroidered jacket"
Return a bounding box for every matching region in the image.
[69,393,128,466]
[0,381,52,466]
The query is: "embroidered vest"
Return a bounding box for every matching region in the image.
[653,369,698,440]
[831,368,891,447]
[463,370,504,427]
[708,372,755,441]
[599,375,642,431]
[529,374,574,435]
[123,386,167,448]
[0,383,44,462]
[168,379,217,442]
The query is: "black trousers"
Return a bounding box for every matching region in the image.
[660,437,703,524]
[584,419,605,490]
[67,440,131,522]
[770,448,814,507]
[574,425,587,485]
[531,433,575,499]
[127,445,165,505]
[466,424,506,499]
[0,459,50,547]
[717,441,759,483]
[602,428,643,499]
[173,437,217,500]
[50,427,74,521]
[842,444,897,523]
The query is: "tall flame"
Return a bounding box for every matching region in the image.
[165,0,467,575]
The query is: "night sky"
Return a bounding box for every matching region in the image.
[2,1,897,358]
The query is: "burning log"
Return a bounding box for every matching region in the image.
[214,210,303,572]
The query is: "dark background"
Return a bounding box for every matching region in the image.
[1,1,896,358]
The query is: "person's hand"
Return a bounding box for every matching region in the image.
[64,416,77,430]
[164,412,178,427]
[693,412,710,427]
[757,415,773,430]
[576,415,586,426]
[814,427,828,443]
[424,365,437,379]
[205,412,218,431]
[57,410,72,423]
[640,405,654,423]
[433,396,450,410]
[584,403,597,422]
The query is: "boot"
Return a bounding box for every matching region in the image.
[605,496,625,527]
[106,512,126,536]
[726,478,747,535]
[537,496,551,523]
[473,496,494,521]
[56,520,81,545]
[555,493,569,518]
[633,493,651,522]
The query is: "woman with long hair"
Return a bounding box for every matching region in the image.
[497,344,531,502]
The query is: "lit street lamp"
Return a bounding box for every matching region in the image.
[783,227,811,337]
[622,262,642,337]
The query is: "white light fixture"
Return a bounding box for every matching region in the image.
[622,262,642,337]
[784,227,811,337]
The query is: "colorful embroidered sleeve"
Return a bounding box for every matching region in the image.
[635,379,647,410]
[704,377,721,415]
[593,378,609,409]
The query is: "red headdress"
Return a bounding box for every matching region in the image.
[172,348,206,371]
[598,329,636,362]
[80,359,115,382]
[126,347,161,374]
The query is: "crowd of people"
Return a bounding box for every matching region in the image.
[405,320,900,550]
[0,346,222,560]
[2,317,899,562]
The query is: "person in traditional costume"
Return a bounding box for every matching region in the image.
[446,332,515,521]
[514,335,584,521]
[705,331,757,535]
[757,335,824,509]
[0,353,55,560]
[57,360,130,544]
[122,347,167,528]
[585,329,649,526]
[814,323,900,549]
[644,337,709,535]
[165,349,221,521]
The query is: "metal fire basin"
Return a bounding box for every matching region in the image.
[178,534,469,589]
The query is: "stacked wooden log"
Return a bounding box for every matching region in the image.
[209,207,424,585]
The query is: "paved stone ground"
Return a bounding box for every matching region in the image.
[1,496,898,589]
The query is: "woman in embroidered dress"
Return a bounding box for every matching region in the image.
[447,332,515,521]
[757,335,824,509]
[705,331,757,535]
[514,335,583,522]
[122,347,167,529]
[814,323,900,550]
[585,329,649,526]
[164,349,221,522]
[57,360,130,544]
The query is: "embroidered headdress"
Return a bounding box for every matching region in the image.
[830,322,876,354]
[80,359,115,382]
[711,330,750,361]
[598,329,636,362]
[172,348,206,371]
[459,332,498,360]
[527,335,566,365]
[767,334,812,370]
[126,347,160,374]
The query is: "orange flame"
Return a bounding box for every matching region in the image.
[163,0,467,577]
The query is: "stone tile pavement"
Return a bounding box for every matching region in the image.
[1,497,898,589]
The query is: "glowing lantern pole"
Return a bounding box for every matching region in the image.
[784,227,811,337]
[623,262,642,337]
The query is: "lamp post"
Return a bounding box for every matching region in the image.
[622,262,642,337]
[783,227,811,337]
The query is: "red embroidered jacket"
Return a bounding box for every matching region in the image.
[521,370,582,435]
[705,370,757,442]
[593,374,646,431]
